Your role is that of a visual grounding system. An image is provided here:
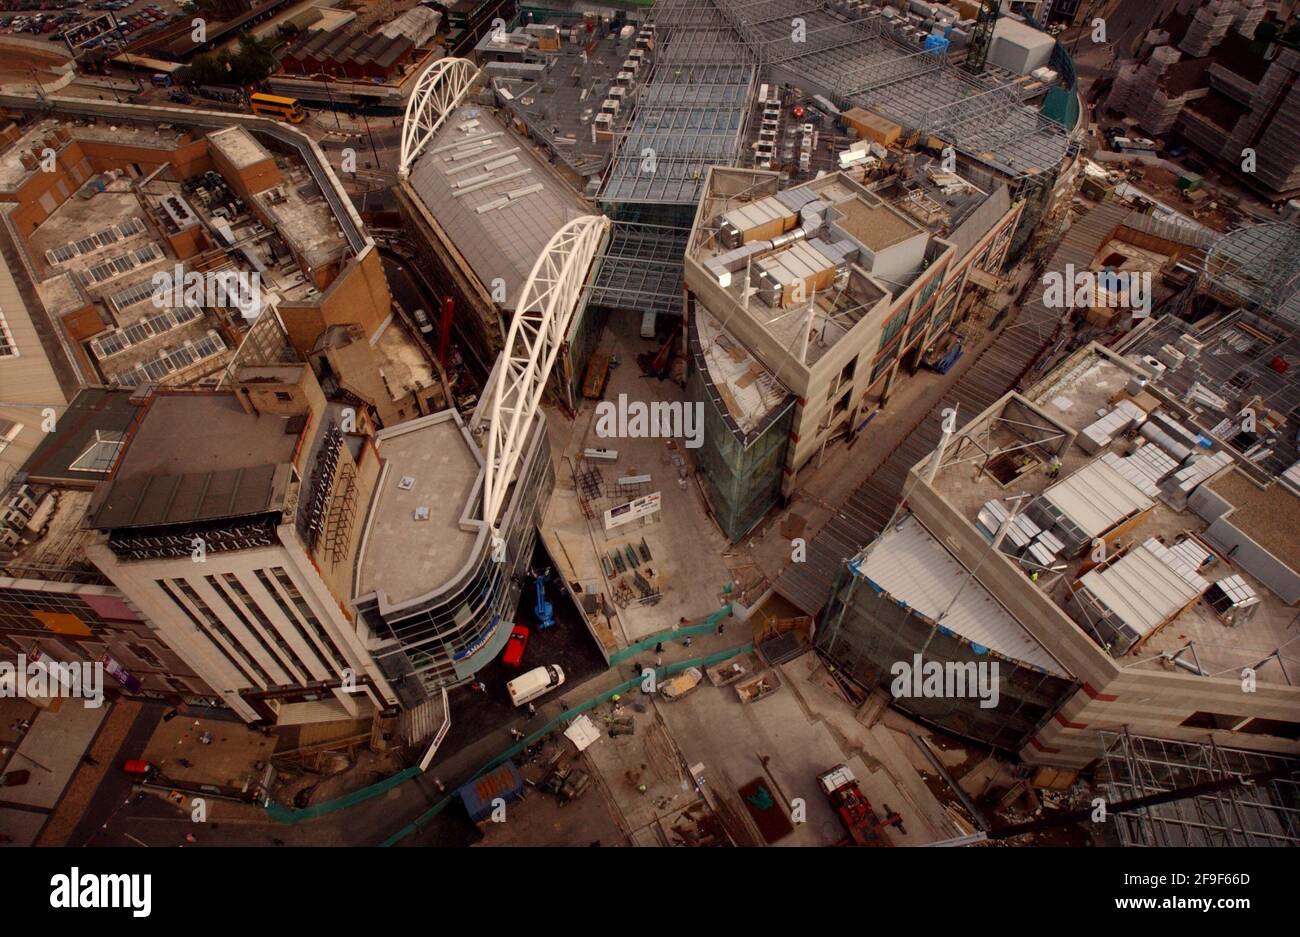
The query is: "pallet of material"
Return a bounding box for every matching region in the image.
[583,351,611,399]
[735,669,782,703]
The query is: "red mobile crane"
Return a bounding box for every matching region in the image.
[818,765,905,847]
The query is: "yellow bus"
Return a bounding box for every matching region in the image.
[249,93,305,124]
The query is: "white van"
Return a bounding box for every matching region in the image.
[506,664,565,707]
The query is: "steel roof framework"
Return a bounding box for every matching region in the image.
[1204,222,1300,326]
[600,0,756,207]
[481,215,611,526]
[1099,729,1300,847]
[587,221,690,317]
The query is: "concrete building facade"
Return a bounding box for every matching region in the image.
[683,165,1022,540]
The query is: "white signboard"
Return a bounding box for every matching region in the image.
[604,491,661,531]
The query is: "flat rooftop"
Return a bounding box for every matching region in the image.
[112,392,302,482]
[488,18,636,178]
[405,104,587,312]
[690,168,923,368]
[0,119,189,192]
[254,163,348,273]
[1205,469,1300,568]
[207,126,273,170]
[355,411,482,608]
[927,346,1300,681]
[1125,312,1300,481]
[834,197,920,252]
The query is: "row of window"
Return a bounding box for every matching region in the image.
[153,567,354,694]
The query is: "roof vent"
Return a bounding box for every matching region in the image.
[413,506,430,521]
[398,475,415,490]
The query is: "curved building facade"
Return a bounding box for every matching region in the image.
[353,408,553,707]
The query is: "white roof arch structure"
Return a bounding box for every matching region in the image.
[398,56,481,178]
[481,215,610,527]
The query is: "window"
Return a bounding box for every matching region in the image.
[275,392,293,402]
[878,307,908,351]
[1180,711,1247,731]
[255,568,349,672]
[126,642,164,668]
[155,579,263,688]
[208,574,306,684]
[0,307,16,358]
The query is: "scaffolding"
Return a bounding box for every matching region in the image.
[1098,729,1300,847]
[1203,222,1300,327]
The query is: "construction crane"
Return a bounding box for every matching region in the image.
[964,0,1000,75]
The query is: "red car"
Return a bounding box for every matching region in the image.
[501,624,529,668]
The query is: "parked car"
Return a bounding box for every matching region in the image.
[501,624,530,668]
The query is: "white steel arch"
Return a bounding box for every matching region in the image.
[398,57,481,178]
[482,215,610,526]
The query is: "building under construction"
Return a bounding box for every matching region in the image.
[588,0,1082,334]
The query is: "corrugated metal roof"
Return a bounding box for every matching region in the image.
[89,463,284,530]
[860,514,1063,673]
[1043,454,1153,537]
[406,106,585,312]
[1079,537,1209,637]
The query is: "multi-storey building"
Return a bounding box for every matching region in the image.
[818,335,1300,765]
[683,164,1022,540]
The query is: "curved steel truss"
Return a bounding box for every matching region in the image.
[482,215,610,526]
[398,57,480,178]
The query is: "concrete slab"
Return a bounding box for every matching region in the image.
[646,650,961,845]
[142,714,273,790]
[0,807,47,847]
[475,752,628,847]
[0,699,106,810]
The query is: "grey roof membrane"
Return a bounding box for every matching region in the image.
[407,106,587,311]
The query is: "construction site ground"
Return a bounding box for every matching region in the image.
[541,313,738,645]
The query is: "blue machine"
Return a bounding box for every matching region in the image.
[532,572,555,629]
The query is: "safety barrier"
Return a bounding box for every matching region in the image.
[378,640,754,846]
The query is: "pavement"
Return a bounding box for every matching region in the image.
[431,541,609,761]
